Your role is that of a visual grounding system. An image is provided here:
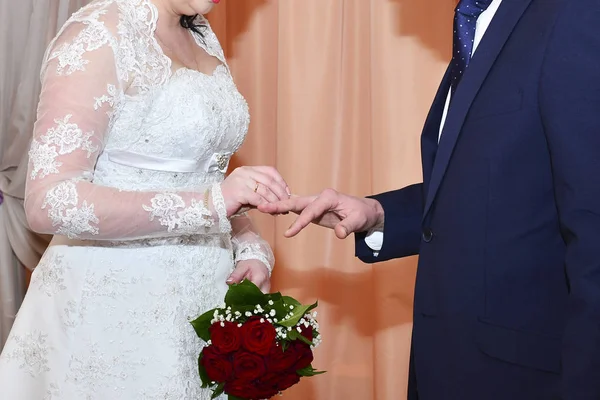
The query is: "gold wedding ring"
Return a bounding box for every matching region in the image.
[254,182,259,193]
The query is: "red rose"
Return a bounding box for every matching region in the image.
[224,372,301,399]
[291,340,314,370]
[233,351,267,381]
[258,371,301,394]
[224,379,257,399]
[266,341,314,372]
[200,345,233,383]
[299,325,314,341]
[266,342,298,371]
[274,371,301,391]
[224,379,274,400]
[209,321,242,354]
[241,316,276,355]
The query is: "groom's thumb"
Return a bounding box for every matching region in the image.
[334,223,351,239]
[335,213,365,239]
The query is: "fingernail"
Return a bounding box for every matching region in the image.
[226,277,234,283]
[286,187,291,196]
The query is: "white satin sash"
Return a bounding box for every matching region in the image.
[103,150,232,174]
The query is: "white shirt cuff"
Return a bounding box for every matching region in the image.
[364,225,384,256]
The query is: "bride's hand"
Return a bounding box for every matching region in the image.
[221,166,290,218]
[226,260,271,293]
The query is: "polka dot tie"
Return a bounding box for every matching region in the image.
[450,0,493,94]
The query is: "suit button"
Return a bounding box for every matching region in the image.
[422,228,433,243]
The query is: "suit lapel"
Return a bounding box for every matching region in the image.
[421,65,452,195]
[422,0,533,220]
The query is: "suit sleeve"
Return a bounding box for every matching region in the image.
[539,1,600,397]
[355,183,423,263]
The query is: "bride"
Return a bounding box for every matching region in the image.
[0,0,289,398]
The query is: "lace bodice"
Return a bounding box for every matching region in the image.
[25,0,273,270]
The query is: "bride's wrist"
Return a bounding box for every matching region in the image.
[211,183,231,232]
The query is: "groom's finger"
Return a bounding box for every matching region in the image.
[334,211,367,239]
[284,197,333,237]
[258,196,314,214]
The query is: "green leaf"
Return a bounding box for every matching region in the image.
[287,329,313,346]
[225,280,267,307]
[190,308,216,341]
[281,295,301,307]
[211,382,225,399]
[198,353,212,388]
[266,291,283,303]
[297,365,327,377]
[278,301,318,328]
[227,396,245,400]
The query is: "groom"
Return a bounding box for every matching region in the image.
[261,0,600,398]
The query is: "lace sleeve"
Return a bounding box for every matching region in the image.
[25,20,230,241]
[230,213,275,275]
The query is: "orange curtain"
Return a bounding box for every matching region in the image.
[208,1,453,399]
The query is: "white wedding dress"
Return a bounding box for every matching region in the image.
[0,1,274,398]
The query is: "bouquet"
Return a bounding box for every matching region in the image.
[190,280,324,400]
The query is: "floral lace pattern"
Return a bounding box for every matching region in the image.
[43,382,62,400]
[3,331,52,378]
[94,83,120,111]
[235,242,274,274]
[142,192,214,233]
[32,253,68,296]
[29,114,97,180]
[50,19,113,76]
[42,180,100,238]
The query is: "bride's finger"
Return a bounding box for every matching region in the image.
[260,280,271,294]
[252,166,290,197]
[250,170,289,201]
[244,190,266,208]
[258,195,315,215]
[251,180,280,204]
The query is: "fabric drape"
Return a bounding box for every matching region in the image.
[207,1,452,398]
[0,0,453,397]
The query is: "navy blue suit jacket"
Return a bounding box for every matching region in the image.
[355,1,600,398]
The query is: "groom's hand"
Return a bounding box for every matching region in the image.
[258,189,384,239]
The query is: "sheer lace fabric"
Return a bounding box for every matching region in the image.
[0,0,274,398]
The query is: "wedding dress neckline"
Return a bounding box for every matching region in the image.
[144,0,228,81]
